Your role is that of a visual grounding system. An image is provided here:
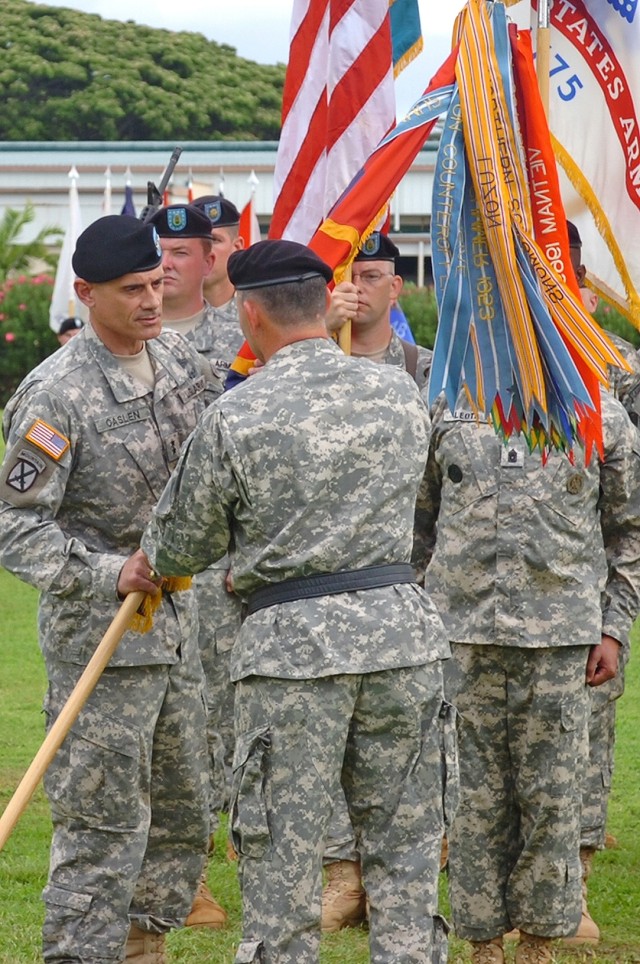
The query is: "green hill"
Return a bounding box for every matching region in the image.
[0,0,286,140]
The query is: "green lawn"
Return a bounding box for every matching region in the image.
[0,566,639,962]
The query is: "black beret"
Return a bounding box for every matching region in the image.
[566,220,582,249]
[355,232,399,262]
[58,316,84,335]
[192,194,240,227]
[149,204,213,240]
[228,240,333,291]
[72,215,162,283]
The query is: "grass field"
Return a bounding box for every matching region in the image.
[0,565,639,963]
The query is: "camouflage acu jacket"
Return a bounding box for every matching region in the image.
[143,337,448,681]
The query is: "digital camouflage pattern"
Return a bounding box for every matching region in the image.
[414,387,640,941]
[167,297,244,826]
[0,321,212,961]
[41,658,209,959]
[324,328,433,866]
[143,336,452,963]
[579,334,640,850]
[445,643,588,939]
[414,389,640,652]
[382,329,433,392]
[581,649,627,850]
[209,295,246,372]
[144,337,449,680]
[232,670,453,964]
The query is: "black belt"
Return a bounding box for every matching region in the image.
[245,563,415,615]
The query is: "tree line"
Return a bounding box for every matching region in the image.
[1,1,286,141]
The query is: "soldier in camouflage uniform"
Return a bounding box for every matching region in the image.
[193,194,246,359]
[563,222,640,945]
[191,196,247,807]
[321,231,434,931]
[326,232,432,390]
[150,202,242,929]
[142,239,455,964]
[0,216,214,964]
[413,384,640,964]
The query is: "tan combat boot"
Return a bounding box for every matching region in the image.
[469,937,505,963]
[124,924,167,963]
[321,859,367,932]
[184,870,228,928]
[562,846,599,946]
[604,832,618,850]
[515,932,554,963]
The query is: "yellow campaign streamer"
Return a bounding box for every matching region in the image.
[456,0,546,413]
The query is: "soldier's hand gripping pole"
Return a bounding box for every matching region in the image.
[0,590,147,852]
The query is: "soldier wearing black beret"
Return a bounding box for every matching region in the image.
[150,203,213,241]
[192,194,245,313]
[228,238,333,291]
[0,213,217,961]
[142,231,450,964]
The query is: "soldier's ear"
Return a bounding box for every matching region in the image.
[74,278,95,308]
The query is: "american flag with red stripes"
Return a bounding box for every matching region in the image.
[269,0,422,244]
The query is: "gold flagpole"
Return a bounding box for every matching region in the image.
[338,264,352,355]
[0,591,146,852]
[536,0,551,116]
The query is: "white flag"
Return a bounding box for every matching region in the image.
[506,0,640,324]
[49,167,83,333]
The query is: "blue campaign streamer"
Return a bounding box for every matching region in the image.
[459,159,518,413]
[377,86,455,150]
[514,236,593,411]
[429,87,473,408]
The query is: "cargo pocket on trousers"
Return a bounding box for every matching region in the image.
[230,724,272,860]
[234,939,265,962]
[42,884,93,943]
[43,704,141,831]
[439,700,459,828]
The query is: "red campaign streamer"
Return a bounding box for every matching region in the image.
[510,24,604,461]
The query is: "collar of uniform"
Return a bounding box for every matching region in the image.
[266,336,340,370]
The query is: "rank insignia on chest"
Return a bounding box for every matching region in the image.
[566,474,585,495]
[500,443,524,468]
[24,419,70,460]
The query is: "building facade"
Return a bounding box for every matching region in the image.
[0,138,439,285]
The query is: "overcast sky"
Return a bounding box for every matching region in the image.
[36,0,472,115]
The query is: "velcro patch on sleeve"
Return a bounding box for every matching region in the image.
[0,446,56,506]
[25,419,70,460]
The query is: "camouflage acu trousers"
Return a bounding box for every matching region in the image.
[581,647,627,849]
[445,644,589,941]
[41,656,210,962]
[194,564,242,826]
[231,664,456,964]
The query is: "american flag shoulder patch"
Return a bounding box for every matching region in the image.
[25,418,70,461]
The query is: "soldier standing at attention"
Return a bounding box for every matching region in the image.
[142,239,455,964]
[413,381,640,964]
[192,194,246,366]
[320,231,434,931]
[326,232,432,389]
[562,221,640,946]
[0,215,214,964]
[149,201,241,930]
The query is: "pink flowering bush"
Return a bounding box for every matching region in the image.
[0,274,58,406]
